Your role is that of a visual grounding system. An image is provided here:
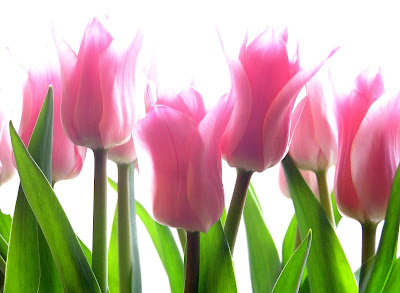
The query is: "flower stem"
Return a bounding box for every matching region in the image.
[224,169,253,254]
[118,164,132,293]
[316,171,335,226]
[184,231,200,293]
[92,149,108,293]
[361,222,377,264]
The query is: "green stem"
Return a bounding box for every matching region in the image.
[177,228,187,251]
[224,169,253,254]
[92,149,108,293]
[316,171,335,226]
[184,231,200,293]
[118,164,132,293]
[361,222,377,264]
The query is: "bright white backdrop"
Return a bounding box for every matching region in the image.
[1,0,400,291]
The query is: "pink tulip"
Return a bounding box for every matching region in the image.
[108,134,136,165]
[289,76,337,172]
[0,115,15,185]
[56,18,142,150]
[18,63,87,182]
[220,27,337,172]
[133,88,230,233]
[334,68,395,223]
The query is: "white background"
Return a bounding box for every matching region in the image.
[1,0,400,291]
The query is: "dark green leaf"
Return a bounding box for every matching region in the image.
[9,121,100,291]
[243,183,281,292]
[108,205,119,292]
[360,163,400,293]
[198,220,237,293]
[282,155,357,293]
[272,230,312,293]
[5,89,62,292]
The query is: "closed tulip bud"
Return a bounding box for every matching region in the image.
[133,88,230,233]
[289,76,337,172]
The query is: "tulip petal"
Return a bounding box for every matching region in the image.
[262,48,338,170]
[187,94,231,233]
[351,92,400,223]
[133,106,202,231]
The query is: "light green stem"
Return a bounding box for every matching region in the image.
[118,164,132,293]
[316,171,335,226]
[224,169,253,254]
[92,149,108,293]
[184,231,200,293]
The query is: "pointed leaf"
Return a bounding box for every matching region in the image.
[282,155,358,293]
[282,215,298,267]
[331,191,342,226]
[9,122,100,292]
[272,230,312,293]
[5,89,62,292]
[243,183,281,292]
[382,258,400,292]
[199,220,237,293]
[0,210,11,244]
[361,163,400,293]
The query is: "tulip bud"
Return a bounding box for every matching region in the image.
[133,88,230,233]
[334,67,396,223]
[289,75,337,172]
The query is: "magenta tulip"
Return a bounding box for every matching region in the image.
[220,27,336,172]
[56,18,142,150]
[334,68,394,223]
[289,76,337,172]
[18,63,87,182]
[133,88,230,233]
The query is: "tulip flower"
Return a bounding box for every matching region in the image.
[134,88,228,233]
[56,18,140,150]
[19,64,86,183]
[108,134,136,165]
[0,115,15,185]
[56,18,143,292]
[289,76,337,173]
[221,27,337,173]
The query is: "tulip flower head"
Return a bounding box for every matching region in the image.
[289,75,337,172]
[334,68,399,223]
[56,18,142,150]
[108,134,136,165]
[220,27,337,173]
[133,88,230,233]
[18,62,87,183]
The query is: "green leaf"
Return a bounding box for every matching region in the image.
[272,230,312,293]
[5,89,62,292]
[243,183,281,293]
[0,210,11,244]
[382,258,400,292]
[109,179,184,293]
[198,221,237,293]
[282,215,298,267]
[79,237,92,265]
[9,121,100,290]
[282,155,358,293]
[331,191,342,226]
[108,205,119,292]
[360,163,400,293]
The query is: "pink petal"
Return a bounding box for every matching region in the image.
[351,91,400,223]
[108,135,137,165]
[262,48,338,170]
[133,106,202,231]
[187,94,231,232]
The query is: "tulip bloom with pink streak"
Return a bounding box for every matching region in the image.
[108,134,136,165]
[18,64,87,182]
[289,76,337,172]
[56,18,142,150]
[334,68,399,223]
[221,27,336,172]
[133,88,230,233]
